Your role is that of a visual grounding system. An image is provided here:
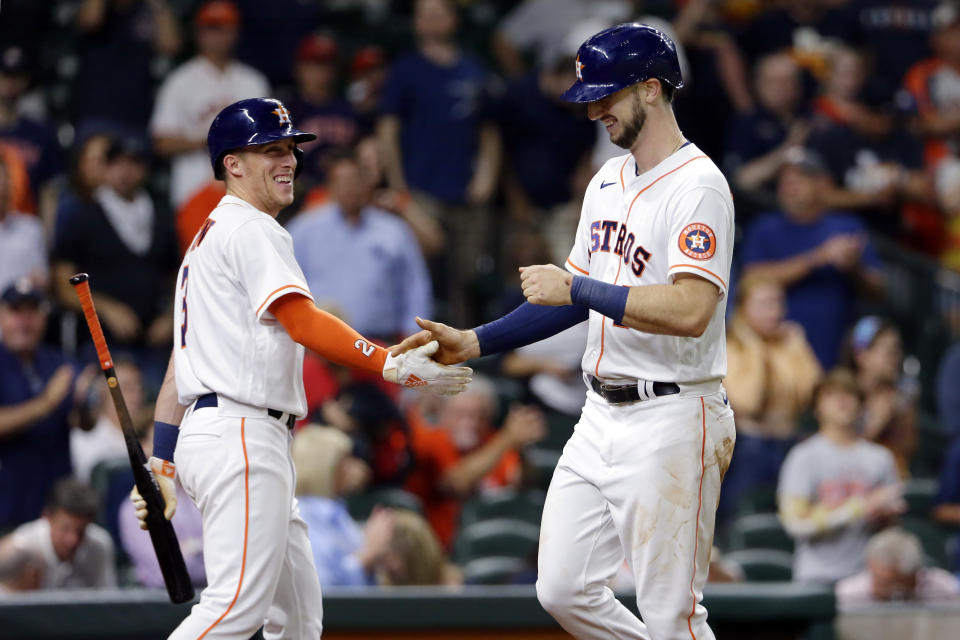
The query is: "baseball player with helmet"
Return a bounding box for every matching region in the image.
[130,97,471,639]
[395,24,736,639]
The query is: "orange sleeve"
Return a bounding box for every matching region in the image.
[270,293,388,376]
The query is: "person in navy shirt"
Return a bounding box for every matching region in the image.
[0,281,92,531]
[740,149,885,368]
[283,34,359,188]
[933,436,960,574]
[377,0,500,325]
[495,54,595,217]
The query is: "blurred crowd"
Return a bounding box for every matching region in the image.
[1,0,960,608]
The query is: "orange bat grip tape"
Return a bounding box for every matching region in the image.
[72,279,114,370]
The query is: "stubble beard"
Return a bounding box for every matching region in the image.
[611,92,646,149]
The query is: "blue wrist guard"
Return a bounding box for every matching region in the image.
[474,302,589,355]
[152,421,179,462]
[570,276,629,325]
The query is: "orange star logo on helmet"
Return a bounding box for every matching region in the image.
[272,105,292,125]
[575,55,585,82]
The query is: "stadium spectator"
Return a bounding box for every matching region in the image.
[0,46,65,222]
[378,0,501,325]
[725,52,810,212]
[73,0,181,131]
[740,148,885,368]
[405,375,545,549]
[322,382,413,489]
[0,281,92,531]
[937,340,960,436]
[231,0,322,88]
[284,34,359,186]
[0,539,44,593]
[719,273,821,522]
[150,0,269,208]
[291,425,397,588]
[117,422,205,589]
[52,130,112,243]
[845,317,917,478]
[491,0,629,77]
[495,51,595,224]
[373,509,460,586]
[52,136,178,384]
[933,436,960,572]
[70,359,146,483]
[808,47,935,247]
[778,368,904,584]
[289,152,432,342]
[347,46,388,136]
[843,0,941,103]
[735,0,849,65]
[3,478,115,589]
[836,527,960,605]
[0,158,47,293]
[902,2,960,259]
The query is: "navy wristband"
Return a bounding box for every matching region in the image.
[474,302,589,355]
[153,421,179,462]
[570,276,629,325]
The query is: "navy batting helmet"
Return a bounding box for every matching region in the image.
[207,97,317,179]
[561,23,683,104]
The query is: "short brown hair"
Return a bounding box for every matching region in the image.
[45,477,98,519]
[813,367,862,406]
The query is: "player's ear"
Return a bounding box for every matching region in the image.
[223,152,244,179]
[641,79,661,105]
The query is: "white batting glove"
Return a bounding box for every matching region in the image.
[130,457,178,530]
[383,340,472,396]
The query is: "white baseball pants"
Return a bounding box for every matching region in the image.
[536,387,735,640]
[170,405,324,639]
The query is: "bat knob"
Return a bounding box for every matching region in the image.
[69,273,89,285]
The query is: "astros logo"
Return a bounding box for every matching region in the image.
[575,55,585,82]
[272,105,292,125]
[678,223,716,260]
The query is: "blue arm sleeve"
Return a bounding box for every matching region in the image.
[152,421,179,462]
[474,302,589,356]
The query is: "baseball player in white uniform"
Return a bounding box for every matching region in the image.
[131,98,471,639]
[395,24,735,639]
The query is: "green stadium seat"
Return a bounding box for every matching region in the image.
[453,518,540,564]
[542,410,577,451]
[900,516,954,569]
[736,485,778,517]
[460,489,545,527]
[724,549,794,582]
[903,478,939,517]
[730,513,795,553]
[346,488,424,521]
[525,448,561,490]
[462,556,528,585]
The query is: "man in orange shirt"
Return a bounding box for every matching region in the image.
[405,376,544,548]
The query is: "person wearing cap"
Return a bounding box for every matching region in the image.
[0,280,94,531]
[740,147,885,368]
[778,368,904,584]
[346,46,387,134]
[283,34,359,186]
[150,0,269,208]
[51,137,179,385]
[0,46,64,221]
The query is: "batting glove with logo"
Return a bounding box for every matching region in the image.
[383,340,472,395]
[130,457,178,530]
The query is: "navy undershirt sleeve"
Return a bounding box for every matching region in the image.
[474,302,589,356]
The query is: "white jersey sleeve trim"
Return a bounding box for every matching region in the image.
[255,284,314,319]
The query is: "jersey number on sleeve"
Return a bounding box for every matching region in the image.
[180,266,190,348]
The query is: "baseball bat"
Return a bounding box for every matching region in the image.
[69,273,195,604]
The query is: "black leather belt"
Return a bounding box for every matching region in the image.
[194,393,296,429]
[588,376,680,405]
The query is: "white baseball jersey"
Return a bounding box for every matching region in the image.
[150,57,270,207]
[174,195,313,416]
[565,142,734,383]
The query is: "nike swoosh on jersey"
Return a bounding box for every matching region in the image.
[600,181,616,189]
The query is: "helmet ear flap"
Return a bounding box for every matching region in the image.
[294,147,305,179]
